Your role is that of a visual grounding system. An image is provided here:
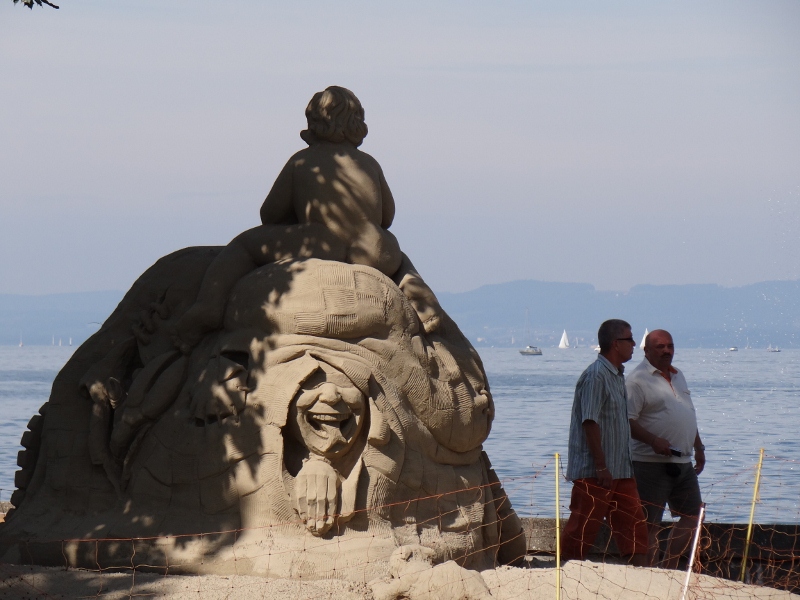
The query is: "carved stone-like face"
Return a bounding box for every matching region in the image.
[289,371,366,460]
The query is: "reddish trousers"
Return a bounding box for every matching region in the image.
[561,477,648,559]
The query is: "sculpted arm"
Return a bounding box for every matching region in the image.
[379,168,395,228]
[261,159,298,225]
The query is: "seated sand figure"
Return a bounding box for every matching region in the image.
[175,86,442,350]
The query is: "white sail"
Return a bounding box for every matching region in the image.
[559,330,570,349]
[640,328,649,350]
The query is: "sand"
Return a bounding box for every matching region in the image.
[1,561,797,600]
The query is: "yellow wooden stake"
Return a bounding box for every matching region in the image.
[555,452,561,600]
[740,448,765,582]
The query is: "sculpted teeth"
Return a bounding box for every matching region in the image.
[311,414,347,422]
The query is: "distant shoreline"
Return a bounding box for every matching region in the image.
[5,279,799,348]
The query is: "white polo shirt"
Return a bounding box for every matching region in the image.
[626,358,697,464]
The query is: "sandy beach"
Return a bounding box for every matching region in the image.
[1,560,796,599]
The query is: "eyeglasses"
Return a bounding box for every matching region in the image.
[615,337,636,344]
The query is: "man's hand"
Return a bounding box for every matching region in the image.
[630,419,672,457]
[595,467,613,489]
[650,436,673,456]
[583,421,612,489]
[294,458,338,536]
[694,447,706,475]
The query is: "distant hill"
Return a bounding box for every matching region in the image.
[2,279,798,348]
[438,279,800,349]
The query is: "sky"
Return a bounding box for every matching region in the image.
[1,0,799,295]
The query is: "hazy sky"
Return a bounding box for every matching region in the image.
[2,1,798,295]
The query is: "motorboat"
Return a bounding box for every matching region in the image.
[519,345,543,356]
[519,309,543,356]
[729,347,738,352]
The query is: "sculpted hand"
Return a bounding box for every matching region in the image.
[651,436,672,456]
[295,458,338,536]
[694,448,706,475]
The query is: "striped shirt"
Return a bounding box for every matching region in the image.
[566,355,634,481]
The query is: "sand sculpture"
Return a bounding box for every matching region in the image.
[0,87,525,580]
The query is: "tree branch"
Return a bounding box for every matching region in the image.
[14,0,61,9]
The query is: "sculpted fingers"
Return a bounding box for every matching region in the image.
[306,478,319,531]
[295,475,309,525]
[314,473,329,533]
[325,473,337,530]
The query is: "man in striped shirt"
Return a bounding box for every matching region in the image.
[561,319,648,565]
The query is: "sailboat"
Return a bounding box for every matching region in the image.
[558,330,570,349]
[639,328,649,350]
[18,336,23,348]
[519,309,543,355]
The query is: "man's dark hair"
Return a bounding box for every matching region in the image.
[598,319,631,353]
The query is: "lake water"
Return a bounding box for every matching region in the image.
[1,346,798,524]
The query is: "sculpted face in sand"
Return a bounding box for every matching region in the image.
[290,370,366,460]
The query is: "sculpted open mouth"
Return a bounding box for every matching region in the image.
[307,404,353,432]
[297,401,358,456]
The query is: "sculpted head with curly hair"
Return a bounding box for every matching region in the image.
[301,85,368,147]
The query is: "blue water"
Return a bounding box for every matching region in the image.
[0,346,73,503]
[1,346,798,524]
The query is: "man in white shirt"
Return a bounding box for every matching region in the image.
[626,329,706,568]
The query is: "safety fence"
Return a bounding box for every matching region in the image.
[0,450,797,599]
